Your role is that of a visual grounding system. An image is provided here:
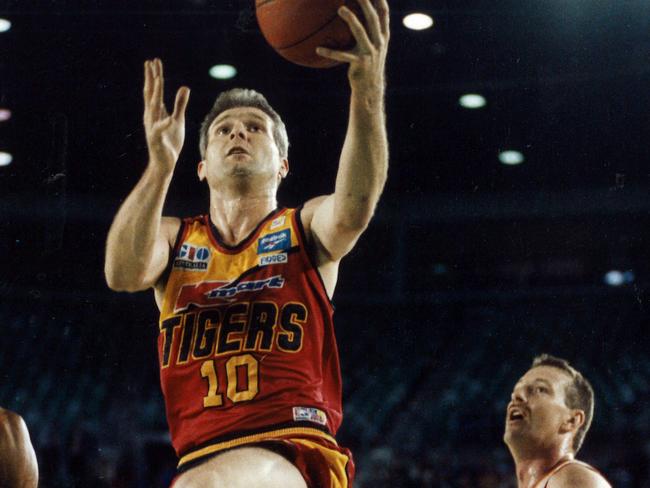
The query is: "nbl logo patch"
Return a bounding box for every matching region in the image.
[293,407,328,427]
[269,215,286,229]
[174,243,210,271]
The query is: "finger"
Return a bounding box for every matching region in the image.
[355,0,381,45]
[316,47,358,64]
[154,58,165,110]
[172,86,190,122]
[376,0,390,37]
[143,60,152,104]
[339,6,372,52]
[150,73,162,121]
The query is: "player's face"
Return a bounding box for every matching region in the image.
[200,107,287,188]
[504,366,574,451]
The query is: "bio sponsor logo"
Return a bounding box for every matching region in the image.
[174,243,210,270]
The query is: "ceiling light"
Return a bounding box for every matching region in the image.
[403,13,434,31]
[604,270,634,287]
[459,94,486,109]
[0,19,11,33]
[499,150,524,165]
[0,108,11,121]
[0,151,13,166]
[209,64,237,80]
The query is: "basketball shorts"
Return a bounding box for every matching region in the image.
[171,430,355,488]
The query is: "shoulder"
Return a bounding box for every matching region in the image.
[0,407,26,434]
[0,408,38,487]
[549,462,611,488]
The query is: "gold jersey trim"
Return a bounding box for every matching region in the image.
[178,427,338,468]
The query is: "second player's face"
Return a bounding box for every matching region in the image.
[504,366,574,450]
[201,107,286,187]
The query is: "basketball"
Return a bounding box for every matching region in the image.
[256,0,364,68]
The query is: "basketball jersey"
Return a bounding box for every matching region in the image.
[157,207,343,465]
[536,459,603,488]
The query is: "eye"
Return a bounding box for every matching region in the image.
[248,125,260,132]
[536,386,548,394]
[216,126,230,135]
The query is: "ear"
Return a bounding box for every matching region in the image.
[197,160,206,181]
[279,158,289,179]
[560,409,585,435]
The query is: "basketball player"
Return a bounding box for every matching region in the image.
[504,354,611,488]
[0,407,39,488]
[104,1,389,487]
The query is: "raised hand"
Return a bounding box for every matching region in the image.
[316,0,390,93]
[143,58,190,173]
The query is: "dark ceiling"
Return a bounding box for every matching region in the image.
[1,0,650,299]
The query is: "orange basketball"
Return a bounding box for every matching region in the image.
[256,0,363,68]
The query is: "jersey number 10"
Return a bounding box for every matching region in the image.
[200,354,260,407]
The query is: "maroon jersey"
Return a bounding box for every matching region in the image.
[157,207,344,468]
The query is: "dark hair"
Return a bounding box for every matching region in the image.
[531,354,594,453]
[199,88,289,159]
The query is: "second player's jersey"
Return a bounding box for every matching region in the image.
[157,207,343,466]
[536,459,605,488]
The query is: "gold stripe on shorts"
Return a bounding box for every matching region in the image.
[178,427,337,468]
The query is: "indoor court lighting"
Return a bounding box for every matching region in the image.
[0,108,11,121]
[604,270,624,287]
[604,270,634,287]
[498,150,524,165]
[459,94,486,109]
[0,18,11,33]
[209,64,237,80]
[403,13,434,31]
[0,151,13,166]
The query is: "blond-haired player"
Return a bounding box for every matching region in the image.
[505,354,611,488]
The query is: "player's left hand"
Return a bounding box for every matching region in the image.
[316,0,389,94]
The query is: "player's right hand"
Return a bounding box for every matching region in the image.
[143,58,190,173]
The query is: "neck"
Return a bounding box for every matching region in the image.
[512,447,574,488]
[207,188,278,246]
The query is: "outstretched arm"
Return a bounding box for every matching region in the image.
[105,59,189,292]
[305,0,390,263]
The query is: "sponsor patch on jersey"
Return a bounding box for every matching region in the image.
[174,275,285,312]
[259,252,288,267]
[269,215,286,230]
[257,229,291,254]
[174,243,211,271]
[293,407,328,427]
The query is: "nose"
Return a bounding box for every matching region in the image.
[511,386,525,403]
[230,122,247,141]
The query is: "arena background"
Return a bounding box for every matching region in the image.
[1,1,649,486]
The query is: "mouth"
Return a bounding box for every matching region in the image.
[227,146,249,156]
[507,408,526,423]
